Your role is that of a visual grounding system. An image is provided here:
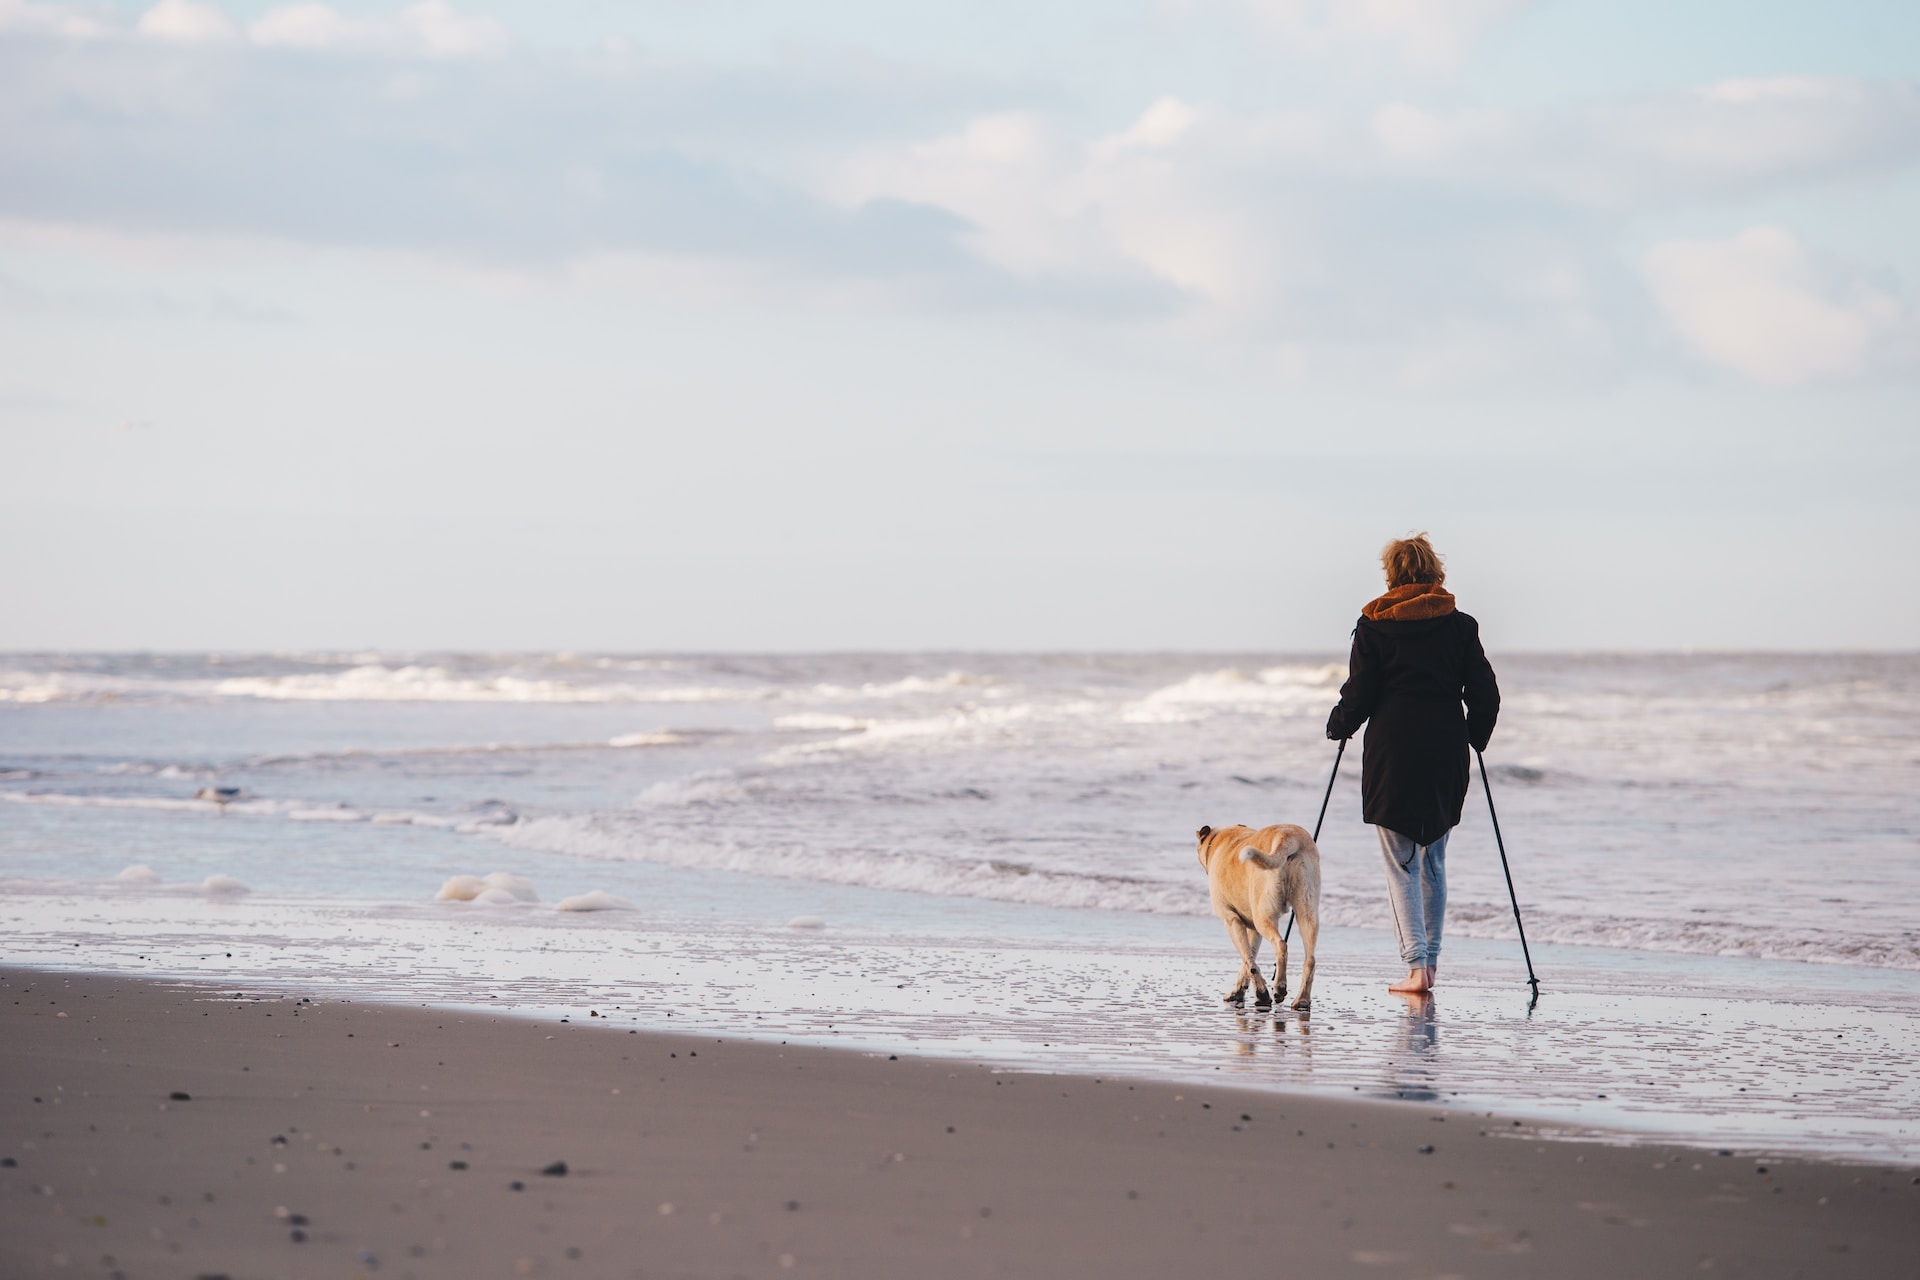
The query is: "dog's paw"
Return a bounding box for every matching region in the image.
[1290,996,1312,1011]
[1224,991,1246,1005]
[1253,992,1273,1009]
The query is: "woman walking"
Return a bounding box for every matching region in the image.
[1326,534,1499,995]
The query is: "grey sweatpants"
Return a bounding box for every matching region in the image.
[1377,826,1449,969]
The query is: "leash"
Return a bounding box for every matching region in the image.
[1476,748,1541,1006]
[1282,737,1345,944]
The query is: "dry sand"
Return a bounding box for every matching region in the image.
[2,967,1914,1280]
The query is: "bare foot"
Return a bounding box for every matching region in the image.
[1387,968,1431,994]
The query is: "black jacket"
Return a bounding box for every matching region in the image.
[1325,606,1499,846]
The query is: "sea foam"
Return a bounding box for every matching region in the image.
[436,872,540,904]
[554,889,632,912]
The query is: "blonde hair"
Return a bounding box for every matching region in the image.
[1381,532,1445,588]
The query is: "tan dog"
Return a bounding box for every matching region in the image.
[1195,824,1321,1010]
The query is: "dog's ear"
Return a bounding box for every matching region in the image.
[1196,825,1212,841]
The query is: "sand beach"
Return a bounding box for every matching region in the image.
[4,966,1917,1280]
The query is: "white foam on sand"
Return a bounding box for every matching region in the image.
[435,871,539,904]
[787,916,827,930]
[116,864,162,884]
[554,889,632,912]
[202,874,250,896]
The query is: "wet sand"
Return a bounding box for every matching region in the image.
[3,968,1914,1280]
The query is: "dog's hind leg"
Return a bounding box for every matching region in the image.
[1256,916,1289,1006]
[1291,905,1319,1011]
[1222,919,1269,1006]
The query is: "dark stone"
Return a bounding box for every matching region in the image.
[1419,1145,1436,1154]
[449,1161,468,1171]
[169,1092,191,1102]
[541,1162,568,1177]
[510,1181,525,1191]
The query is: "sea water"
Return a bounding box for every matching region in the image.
[3,652,1916,1161]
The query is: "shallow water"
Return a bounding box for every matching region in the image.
[4,875,1916,1164]
[3,650,1917,1161]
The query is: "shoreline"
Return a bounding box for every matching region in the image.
[6,881,1919,1165]
[5,967,1918,1279]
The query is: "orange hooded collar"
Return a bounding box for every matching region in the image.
[1362,582,1457,622]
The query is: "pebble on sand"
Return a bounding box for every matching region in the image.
[541,1161,569,1177]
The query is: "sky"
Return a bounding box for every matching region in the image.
[1,0,1916,652]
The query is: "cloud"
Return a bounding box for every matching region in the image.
[0,0,110,38]
[1367,101,1517,169]
[1566,77,1920,202]
[1183,0,1532,73]
[5,2,1918,390]
[823,95,1620,386]
[2,0,508,58]
[136,0,239,45]
[248,1,508,60]
[1644,227,1912,386]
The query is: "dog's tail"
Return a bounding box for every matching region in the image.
[1237,831,1301,870]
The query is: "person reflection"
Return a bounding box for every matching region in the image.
[1383,991,1440,1102]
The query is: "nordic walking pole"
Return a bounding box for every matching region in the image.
[1475,748,1541,1003]
[1283,737,1346,944]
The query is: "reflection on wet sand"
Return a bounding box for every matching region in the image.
[4,888,1917,1163]
[1381,992,1439,1102]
